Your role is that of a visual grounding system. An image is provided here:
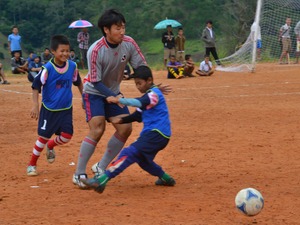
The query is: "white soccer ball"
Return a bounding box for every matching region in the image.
[235,188,264,216]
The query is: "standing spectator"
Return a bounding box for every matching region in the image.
[183,54,195,77]
[40,48,53,64]
[201,20,222,66]
[279,17,292,64]
[77,28,90,69]
[251,21,262,60]
[8,25,22,57]
[196,55,214,76]
[294,20,300,64]
[167,55,184,79]
[69,49,80,65]
[28,55,42,82]
[0,62,10,84]
[11,51,28,74]
[162,25,175,68]
[175,28,186,64]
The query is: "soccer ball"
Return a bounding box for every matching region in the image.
[235,188,264,216]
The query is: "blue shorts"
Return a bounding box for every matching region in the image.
[38,105,73,138]
[83,93,130,122]
[131,130,169,162]
[257,40,262,49]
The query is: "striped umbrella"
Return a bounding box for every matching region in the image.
[68,20,93,29]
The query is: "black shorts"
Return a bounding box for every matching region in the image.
[38,105,73,138]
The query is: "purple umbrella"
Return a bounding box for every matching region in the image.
[68,19,93,29]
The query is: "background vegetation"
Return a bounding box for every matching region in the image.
[0,0,256,68]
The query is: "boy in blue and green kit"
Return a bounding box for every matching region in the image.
[82,65,175,193]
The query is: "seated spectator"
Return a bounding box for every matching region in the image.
[69,49,80,65]
[27,52,36,65]
[40,48,52,64]
[167,55,184,79]
[0,62,10,84]
[28,55,42,82]
[123,64,134,80]
[196,55,214,76]
[183,54,195,77]
[11,51,28,74]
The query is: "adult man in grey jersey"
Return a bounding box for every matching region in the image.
[73,9,170,188]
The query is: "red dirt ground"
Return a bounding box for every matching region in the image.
[1,63,300,225]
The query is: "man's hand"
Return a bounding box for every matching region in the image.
[106,96,124,108]
[30,105,39,120]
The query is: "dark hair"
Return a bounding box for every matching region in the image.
[132,65,153,81]
[44,47,50,51]
[204,54,210,58]
[12,25,18,30]
[50,35,70,51]
[70,49,75,52]
[206,20,213,25]
[178,27,183,31]
[98,9,126,36]
[185,54,191,60]
[167,25,172,28]
[169,55,176,59]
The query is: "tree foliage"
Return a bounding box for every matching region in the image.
[0,0,256,56]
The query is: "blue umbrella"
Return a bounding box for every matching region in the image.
[154,18,182,29]
[68,19,93,29]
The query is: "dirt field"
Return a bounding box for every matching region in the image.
[1,63,300,225]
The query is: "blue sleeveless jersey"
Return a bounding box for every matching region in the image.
[41,60,77,111]
[140,86,171,138]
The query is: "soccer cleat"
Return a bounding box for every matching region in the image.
[81,174,109,193]
[46,144,55,163]
[91,163,105,177]
[72,174,89,189]
[155,177,176,186]
[27,165,38,176]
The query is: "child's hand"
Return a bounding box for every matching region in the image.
[110,117,122,124]
[107,96,124,108]
[30,105,39,120]
[106,96,119,104]
[157,83,173,95]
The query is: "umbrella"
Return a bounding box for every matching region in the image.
[154,18,182,29]
[68,19,93,29]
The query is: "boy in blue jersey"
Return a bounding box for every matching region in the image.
[27,35,83,176]
[81,65,175,193]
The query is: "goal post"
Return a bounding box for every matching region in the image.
[216,0,300,73]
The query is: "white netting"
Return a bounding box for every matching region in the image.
[217,0,300,72]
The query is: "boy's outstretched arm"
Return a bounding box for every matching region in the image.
[30,89,40,120]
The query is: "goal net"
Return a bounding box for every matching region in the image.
[216,0,300,72]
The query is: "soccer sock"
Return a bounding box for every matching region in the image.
[75,136,97,175]
[161,173,172,182]
[96,174,109,185]
[97,132,127,170]
[47,132,72,149]
[28,136,48,166]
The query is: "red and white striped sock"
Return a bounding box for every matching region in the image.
[28,136,48,166]
[47,132,72,150]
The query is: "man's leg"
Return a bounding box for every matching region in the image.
[211,47,221,65]
[95,120,132,171]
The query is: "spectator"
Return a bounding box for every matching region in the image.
[201,20,222,66]
[175,27,186,64]
[279,17,292,64]
[196,55,214,76]
[69,49,80,65]
[27,52,37,65]
[40,48,53,64]
[183,54,195,77]
[8,25,22,57]
[11,51,28,74]
[251,21,262,60]
[0,62,10,84]
[162,25,175,68]
[28,55,42,82]
[167,55,184,79]
[294,20,300,64]
[77,28,90,69]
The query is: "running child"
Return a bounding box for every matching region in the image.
[81,65,175,193]
[27,35,83,176]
